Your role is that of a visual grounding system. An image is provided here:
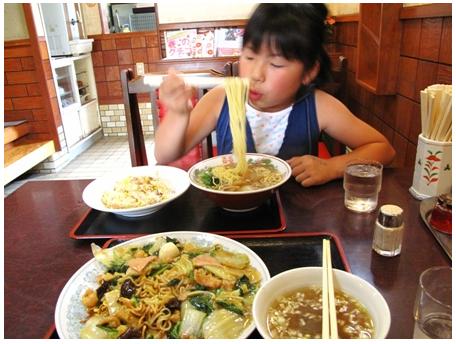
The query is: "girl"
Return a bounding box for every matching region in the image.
[154,4,395,187]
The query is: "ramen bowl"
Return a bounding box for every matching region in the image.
[253,267,391,339]
[188,153,292,211]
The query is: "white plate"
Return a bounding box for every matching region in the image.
[82,165,190,217]
[55,231,271,339]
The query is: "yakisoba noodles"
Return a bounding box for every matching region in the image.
[101,176,174,209]
[79,236,262,339]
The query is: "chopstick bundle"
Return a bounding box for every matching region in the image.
[420,84,452,142]
[322,239,338,339]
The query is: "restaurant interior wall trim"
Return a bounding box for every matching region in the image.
[335,4,451,168]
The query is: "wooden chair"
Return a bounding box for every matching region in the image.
[121,69,217,169]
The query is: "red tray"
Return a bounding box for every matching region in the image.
[46,232,348,339]
[69,189,286,239]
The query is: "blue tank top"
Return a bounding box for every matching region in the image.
[215,88,320,160]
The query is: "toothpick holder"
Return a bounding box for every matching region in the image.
[410,134,452,199]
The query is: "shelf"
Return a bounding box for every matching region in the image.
[60,91,74,98]
[81,98,97,107]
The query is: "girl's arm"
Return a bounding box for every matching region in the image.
[288,90,396,186]
[154,71,225,164]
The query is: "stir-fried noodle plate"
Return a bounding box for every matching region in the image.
[55,232,270,339]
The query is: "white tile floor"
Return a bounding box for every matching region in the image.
[4,135,156,197]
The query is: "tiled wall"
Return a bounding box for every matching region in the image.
[99,103,155,136]
[89,32,161,135]
[335,11,451,168]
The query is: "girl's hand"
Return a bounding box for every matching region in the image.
[159,69,194,116]
[287,155,336,187]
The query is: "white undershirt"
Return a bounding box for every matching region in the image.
[245,103,293,155]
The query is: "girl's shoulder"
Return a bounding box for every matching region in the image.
[192,84,227,121]
[314,88,353,130]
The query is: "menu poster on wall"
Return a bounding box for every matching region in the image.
[164,29,197,59]
[214,28,244,56]
[193,29,215,58]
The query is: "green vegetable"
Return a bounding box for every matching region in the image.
[179,300,207,338]
[168,322,181,339]
[235,275,254,296]
[131,295,139,307]
[165,236,180,245]
[148,263,171,276]
[198,169,218,187]
[167,278,180,286]
[189,295,214,314]
[96,325,118,337]
[216,301,244,315]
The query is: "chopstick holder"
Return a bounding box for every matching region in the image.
[322,239,338,339]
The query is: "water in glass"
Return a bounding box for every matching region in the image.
[413,313,452,339]
[343,163,382,213]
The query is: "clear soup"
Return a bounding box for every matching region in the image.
[267,286,374,339]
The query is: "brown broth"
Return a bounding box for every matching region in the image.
[267,286,374,339]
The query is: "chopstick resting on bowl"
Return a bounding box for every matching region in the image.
[322,239,338,339]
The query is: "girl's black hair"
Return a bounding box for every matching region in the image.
[243,3,332,87]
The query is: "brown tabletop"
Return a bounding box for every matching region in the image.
[4,168,450,339]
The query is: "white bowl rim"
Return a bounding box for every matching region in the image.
[252,266,391,339]
[82,165,190,213]
[188,153,292,195]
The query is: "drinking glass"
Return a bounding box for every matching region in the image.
[413,266,452,339]
[343,161,383,213]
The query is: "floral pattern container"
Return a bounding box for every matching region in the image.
[410,134,452,199]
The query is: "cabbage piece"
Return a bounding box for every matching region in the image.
[212,247,249,269]
[201,308,247,339]
[91,243,132,272]
[169,254,193,276]
[146,237,167,255]
[80,315,118,339]
[178,300,207,338]
[203,265,237,282]
[103,289,121,315]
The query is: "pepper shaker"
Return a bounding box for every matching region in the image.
[372,204,404,257]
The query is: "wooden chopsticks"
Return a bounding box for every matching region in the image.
[322,239,338,339]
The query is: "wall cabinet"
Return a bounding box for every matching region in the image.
[355,4,402,95]
[52,54,100,148]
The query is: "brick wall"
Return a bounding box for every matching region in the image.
[4,38,59,143]
[91,32,160,105]
[335,9,451,168]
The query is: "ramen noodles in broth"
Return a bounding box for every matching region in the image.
[267,286,374,339]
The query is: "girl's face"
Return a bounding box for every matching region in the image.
[239,42,310,112]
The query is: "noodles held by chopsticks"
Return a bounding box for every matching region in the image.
[225,77,250,175]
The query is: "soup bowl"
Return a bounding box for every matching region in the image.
[188,153,292,211]
[253,267,391,339]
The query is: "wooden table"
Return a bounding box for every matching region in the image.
[4,168,450,338]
